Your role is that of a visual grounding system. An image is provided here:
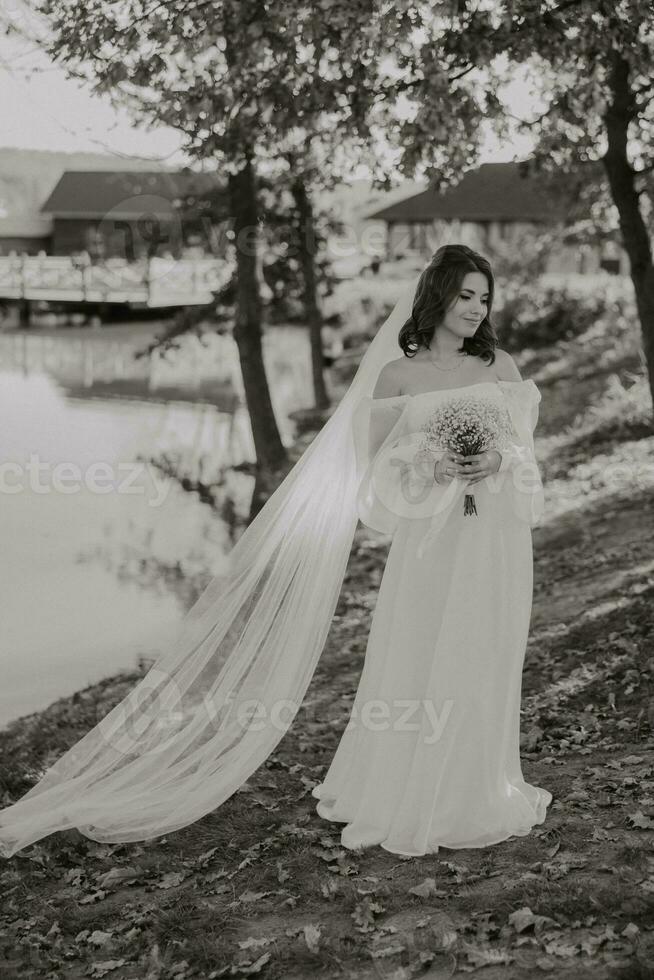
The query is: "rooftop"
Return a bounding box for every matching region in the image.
[366,161,586,224]
[41,170,222,218]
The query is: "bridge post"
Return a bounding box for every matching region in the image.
[18,254,30,328]
[18,298,31,328]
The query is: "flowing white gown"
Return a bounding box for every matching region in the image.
[312,379,552,856]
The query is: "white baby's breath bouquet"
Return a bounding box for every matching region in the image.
[417,394,515,517]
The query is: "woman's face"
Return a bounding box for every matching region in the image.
[439,271,489,340]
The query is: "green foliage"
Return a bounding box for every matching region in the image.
[257,177,341,324]
[492,281,632,350]
[390,1,654,190]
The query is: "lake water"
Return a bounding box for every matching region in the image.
[0,323,316,728]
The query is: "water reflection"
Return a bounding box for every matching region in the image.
[0,324,314,728]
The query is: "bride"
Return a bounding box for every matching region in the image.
[311,248,552,855]
[0,244,551,859]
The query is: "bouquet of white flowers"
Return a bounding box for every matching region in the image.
[417,394,515,517]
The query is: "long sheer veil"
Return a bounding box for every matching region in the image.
[0,273,421,857]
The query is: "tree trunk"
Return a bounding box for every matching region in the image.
[228,154,288,517]
[291,176,330,410]
[603,50,654,410]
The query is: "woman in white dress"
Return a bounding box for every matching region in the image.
[312,249,552,855]
[0,245,551,860]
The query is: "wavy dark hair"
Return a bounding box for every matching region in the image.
[398,244,499,364]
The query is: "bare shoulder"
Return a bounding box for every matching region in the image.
[372,357,406,399]
[493,349,523,382]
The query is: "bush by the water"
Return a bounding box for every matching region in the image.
[492,275,635,351]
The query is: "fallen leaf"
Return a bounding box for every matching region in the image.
[303,923,321,953]
[79,890,106,904]
[63,868,85,886]
[320,879,340,900]
[236,890,276,904]
[194,847,219,868]
[544,938,580,957]
[352,897,385,932]
[238,937,275,951]
[508,907,559,934]
[89,960,126,978]
[370,942,406,958]
[276,862,290,884]
[628,810,654,830]
[462,941,513,967]
[232,952,271,975]
[96,866,139,889]
[155,871,186,889]
[408,877,448,899]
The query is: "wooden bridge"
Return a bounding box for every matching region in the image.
[0,255,231,309]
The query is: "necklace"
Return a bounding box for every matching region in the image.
[427,350,467,372]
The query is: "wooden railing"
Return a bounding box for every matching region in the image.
[0,255,232,307]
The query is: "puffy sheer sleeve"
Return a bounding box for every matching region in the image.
[351,394,456,538]
[496,380,545,526]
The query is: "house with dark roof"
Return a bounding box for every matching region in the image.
[41,170,225,260]
[365,161,629,276]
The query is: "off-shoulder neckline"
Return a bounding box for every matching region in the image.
[370,378,537,403]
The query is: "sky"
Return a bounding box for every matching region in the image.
[0,15,187,165]
[0,13,536,168]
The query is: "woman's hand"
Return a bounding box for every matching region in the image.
[460,450,502,485]
[433,450,469,486]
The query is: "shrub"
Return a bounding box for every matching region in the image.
[492,275,635,351]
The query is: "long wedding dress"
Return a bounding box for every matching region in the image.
[312,379,552,856]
